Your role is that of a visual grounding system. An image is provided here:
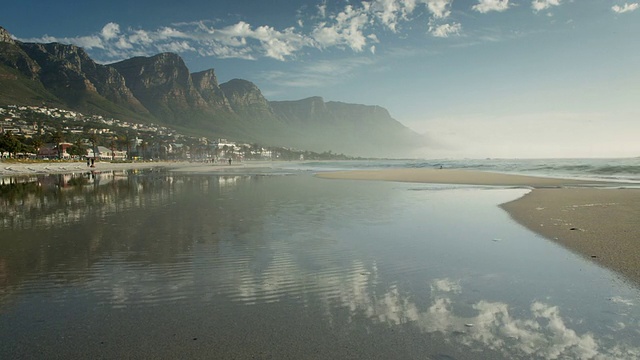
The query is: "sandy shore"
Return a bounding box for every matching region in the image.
[0,159,274,177]
[3,162,639,285]
[316,168,606,187]
[318,168,640,286]
[501,188,640,285]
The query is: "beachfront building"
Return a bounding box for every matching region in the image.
[38,142,73,159]
[86,146,127,161]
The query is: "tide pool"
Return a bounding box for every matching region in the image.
[1,171,639,359]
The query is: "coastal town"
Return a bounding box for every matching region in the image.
[0,104,350,162]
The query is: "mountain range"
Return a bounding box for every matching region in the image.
[0,26,426,157]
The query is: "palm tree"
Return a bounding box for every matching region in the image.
[117,132,131,160]
[32,137,43,158]
[109,139,116,161]
[140,140,148,160]
[51,131,63,159]
[88,133,98,161]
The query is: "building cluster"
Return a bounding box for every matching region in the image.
[0,105,177,138]
[0,105,278,161]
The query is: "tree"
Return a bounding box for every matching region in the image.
[0,131,23,158]
[117,132,132,160]
[31,137,43,158]
[139,140,148,160]
[109,139,116,161]
[88,133,98,160]
[67,139,86,158]
[51,131,64,159]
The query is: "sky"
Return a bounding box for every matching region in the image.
[1,0,639,158]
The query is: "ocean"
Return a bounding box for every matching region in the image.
[280,157,640,183]
[1,161,639,358]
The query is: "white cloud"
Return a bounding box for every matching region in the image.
[318,3,327,18]
[612,3,639,13]
[71,35,106,50]
[312,5,370,52]
[115,37,133,50]
[258,57,375,88]
[473,0,511,13]
[429,22,462,37]
[369,0,419,32]
[156,41,195,53]
[422,0,453,19]
[100,23,120,41]
[127,29,154,46]
[531,0,561,12]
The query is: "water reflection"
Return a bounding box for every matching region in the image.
[1,173,639,359]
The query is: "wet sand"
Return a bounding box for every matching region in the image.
[3,162,639,285]
[0,160,274,177]
[317,168,640,286]
[501,188,640,285]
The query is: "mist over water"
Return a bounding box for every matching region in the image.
[1,170,639,359]
[285,158,640,183]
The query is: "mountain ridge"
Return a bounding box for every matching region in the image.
[0,25,425,157]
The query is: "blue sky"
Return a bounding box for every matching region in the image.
[2,0,639,158]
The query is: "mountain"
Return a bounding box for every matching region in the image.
[110,53,209,124]
[191,69,233,112]
[271,97,424,156]
[0,26,425,157]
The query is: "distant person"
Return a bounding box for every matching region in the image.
[87,158,90,167]
[228,158,232,165]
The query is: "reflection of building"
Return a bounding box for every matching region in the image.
[218,176,242,188]
[86,146,127,160]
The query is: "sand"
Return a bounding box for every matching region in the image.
[316,168,605,187]
[3,162,639,285]
[318,168,640,286]
[501,188,640,285]
[0,159,274,177]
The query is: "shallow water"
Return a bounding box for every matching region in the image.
[1,170,639,359]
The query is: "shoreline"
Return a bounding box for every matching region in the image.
[500,188,640,286]
[317,168,640,287]
[3,161,639,286]
[0,159,277,177]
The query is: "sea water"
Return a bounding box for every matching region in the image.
[1,169,639,359]
[282,157,640,183]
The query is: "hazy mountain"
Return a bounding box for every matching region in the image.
[271,97,424,156]
[0,25,425,157]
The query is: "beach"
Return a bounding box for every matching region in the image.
[2,160,640,358]
[3,161,638,286]
[0,159,273,177]
[317,168,640,286]
[4,161,639,286]
[501,188,640,285]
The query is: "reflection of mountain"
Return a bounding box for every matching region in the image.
[2,174,640,359]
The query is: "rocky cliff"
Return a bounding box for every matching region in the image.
[0,26,425,157]
[191,69,233,112]
[19,42,149,117]
[110,53,210,124]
